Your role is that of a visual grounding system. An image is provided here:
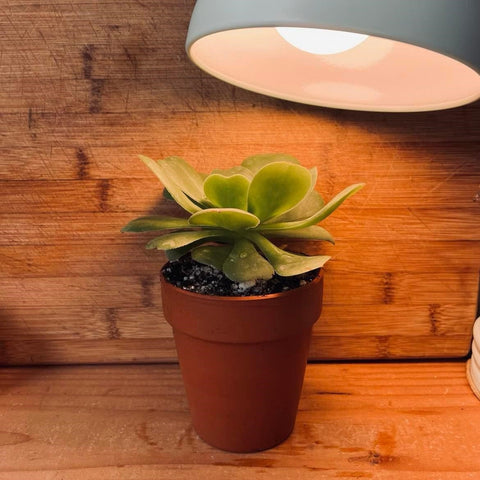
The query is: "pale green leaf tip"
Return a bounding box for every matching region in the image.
[138,154,153,163]
[121,221,139,232]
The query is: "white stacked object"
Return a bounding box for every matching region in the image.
[467,318,480,400]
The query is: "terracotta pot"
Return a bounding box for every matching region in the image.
[160,269,324,453]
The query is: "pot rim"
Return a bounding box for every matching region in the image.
[160,266,324,303]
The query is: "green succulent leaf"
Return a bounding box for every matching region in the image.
[264,225,335,243]
[247,232,330,277]
[222,238,275,282]
[165,248,185,262]
[262,183,365,231]
[210,166,254,180]
[163,188,174,201]
[157,156,205,201]
[247,162,312,222]
[165,239,217,261]
[139,155,203,214]
[203,173,251,210]
[264,166,320,224]
[241,153,299,174]
[121,215,191,232]
[146,229,226,250]
[265,188,325,224]
[191,244,232,271]
[189,208,260,231]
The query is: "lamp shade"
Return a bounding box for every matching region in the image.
[186,0,480,112]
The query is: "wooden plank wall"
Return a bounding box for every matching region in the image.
[0,0,479,364]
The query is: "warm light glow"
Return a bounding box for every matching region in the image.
[189,27,480,112]
[276,27,368,55]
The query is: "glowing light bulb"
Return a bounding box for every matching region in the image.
[276,27,368,55]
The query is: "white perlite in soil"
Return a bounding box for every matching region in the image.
[162,256,318,297]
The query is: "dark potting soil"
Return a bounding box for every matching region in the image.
[161,255,319,297]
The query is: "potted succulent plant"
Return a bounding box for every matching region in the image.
[122,153,363,452]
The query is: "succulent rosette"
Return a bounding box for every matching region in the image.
[122,154,364,282]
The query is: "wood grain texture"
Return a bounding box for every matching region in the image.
[0,0,479,364]
[0,362,479,478]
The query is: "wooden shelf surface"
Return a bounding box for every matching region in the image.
[0,362,479,479]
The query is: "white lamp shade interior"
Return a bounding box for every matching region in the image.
[189,27,480,112]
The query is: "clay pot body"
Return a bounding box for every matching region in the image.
[160,270,324,453]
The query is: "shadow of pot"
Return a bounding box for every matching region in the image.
[160,269,324,453]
